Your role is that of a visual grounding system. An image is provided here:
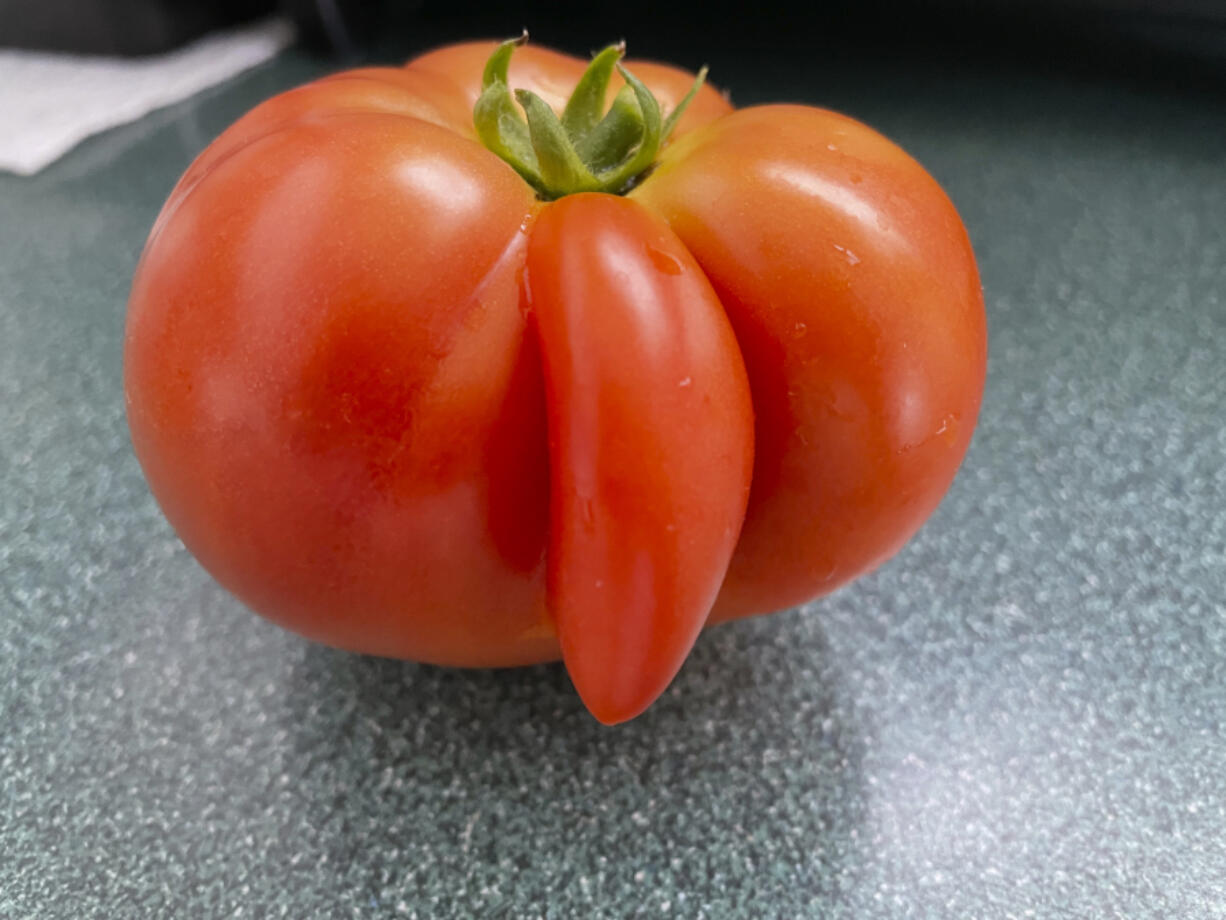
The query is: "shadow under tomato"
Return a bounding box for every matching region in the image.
[284,608,870,912]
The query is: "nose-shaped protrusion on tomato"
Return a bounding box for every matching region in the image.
[525,193,754,724]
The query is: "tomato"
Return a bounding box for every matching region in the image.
[125,37,986,723]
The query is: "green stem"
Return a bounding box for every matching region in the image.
[561,42,625,138]
[472,35,707,200]
[516,89,602,193]
[473,34,539,188]
[575,85,643,172]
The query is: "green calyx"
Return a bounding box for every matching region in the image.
[473,33,707,200]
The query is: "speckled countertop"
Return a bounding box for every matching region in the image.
[2,29,1225,919]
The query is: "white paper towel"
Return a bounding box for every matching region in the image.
[0,18,294,176]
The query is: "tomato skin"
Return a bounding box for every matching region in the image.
[526,194,753,724]
[126,113,559,667]
[125,41,986,717]
[155,68,475,240]
[634,105,987,620]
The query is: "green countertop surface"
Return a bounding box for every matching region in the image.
[3,30,1225,919]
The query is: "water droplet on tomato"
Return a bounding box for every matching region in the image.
[646,245,683,275]
[936,412,960,446]
[832,243,861,266]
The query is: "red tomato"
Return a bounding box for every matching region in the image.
[125,38,986,723]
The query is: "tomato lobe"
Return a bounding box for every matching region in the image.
[526,194,753,723]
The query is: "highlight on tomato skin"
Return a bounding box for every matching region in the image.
[122,35,986,724]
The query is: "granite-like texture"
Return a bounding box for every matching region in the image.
[3,37,1225,919]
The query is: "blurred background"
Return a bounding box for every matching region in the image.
[3,2,1225,918]
[4,0,1226,177]
[4,0,1226,64]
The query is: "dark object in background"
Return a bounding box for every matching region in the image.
[0,0,416,57]
[0,0,415,57]
[4,0,1226,61]
[280,0,426,58]
[280,0,369,56]
[0,0,275,55]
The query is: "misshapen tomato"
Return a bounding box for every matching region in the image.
[125,38,986,723]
